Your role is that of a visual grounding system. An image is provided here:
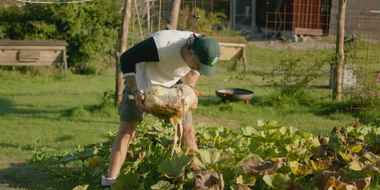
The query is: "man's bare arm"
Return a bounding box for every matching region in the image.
[185,70,204,109]
[125,76,151,113]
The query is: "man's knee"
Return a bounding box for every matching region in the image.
[182,123,195,136]
[118,121,138,136]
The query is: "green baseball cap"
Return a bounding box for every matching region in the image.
[195,37,220,76]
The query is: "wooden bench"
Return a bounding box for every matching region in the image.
[211,36,248,71]
[0,40,68,76]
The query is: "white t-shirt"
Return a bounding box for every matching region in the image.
[135,30,194,90]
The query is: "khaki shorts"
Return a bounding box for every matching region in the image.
[118,85,193,125]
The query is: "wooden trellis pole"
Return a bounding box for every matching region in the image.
[333,0,346,101]
[116,0,132,104]
[166,0,181,30]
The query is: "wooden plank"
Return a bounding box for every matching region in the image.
[0,50,18,62]
[297,0,301,28]
[292,0,297,29]
[0,46,66,50]
[0,40,68,46]
[218,47,243,61]
[218,42,246,47]
[305,0,310,28]
[208,36,247,70]
[309,0,314,28]
[210,36,248,44]
[0,50,63,65]
[39,51,63,62]
[0,62,61,66]
[301,0,305,28]
[317,0,321,29]
[295,28,323,35]
[19,50,40,62]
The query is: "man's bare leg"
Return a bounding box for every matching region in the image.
[180,123,202,171]
[108,121,139,178]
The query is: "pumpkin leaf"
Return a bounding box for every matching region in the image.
[112,171,140,190]
[194,149,235,170]
[151,180,174,190]
[158,153,191,178]
[263,173,291,189]
[362,152,380,164]
[194,169,224,190]
[288,161,313,178]
[240,157,285,177]
[240,125,258,137]
[349,160,366,172]
[236,174,257,186]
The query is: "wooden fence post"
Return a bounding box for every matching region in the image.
[333,0,346,101]
[166,0,181,30]
[115,0,132,104]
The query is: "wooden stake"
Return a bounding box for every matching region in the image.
[166,0,181,30]
[333,0,346,101]
[115,0,132,104]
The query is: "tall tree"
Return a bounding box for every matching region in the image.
[116,0,132,103]
[166,0,181,30]
[333,0,346,101]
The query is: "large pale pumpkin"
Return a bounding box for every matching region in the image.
[143,84,196,156]
[143,84,196,121]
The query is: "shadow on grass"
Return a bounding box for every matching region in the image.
[0,97,61,117]
[0,143,19,149]
[55,135,75,142]
[0,162,102,190]
[198,95,224,106]
[313,100,379,126]
[0,97,119,125]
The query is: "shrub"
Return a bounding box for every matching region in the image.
[0,0,121,74]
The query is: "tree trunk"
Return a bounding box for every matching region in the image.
[333,0,346,101]
[166,0,181,30]
[115,0,132,104]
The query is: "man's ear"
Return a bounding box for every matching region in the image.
[188,50,194,57]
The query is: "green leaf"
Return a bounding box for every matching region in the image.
[247,139,263,156]
[194,149,235,170]
[73,184,89,190]
[60,155,75,165]
[33,137,41,147]
[158,136,172,148]
[346,144,363,153]
[186,171,196,180]
[112,171,140,190]
[21,145,36,151]
[257,119,265,127]
[349,160,366,171]
[75,149,93,161]
[240,126,258,136]
[285,144,312,161]
[158,153,191,178]
[362,152,380,164]
[151,181,174,190]
[363,161,380,176]
[307,160,331,173]
[262,120,281,130]
[288,161,313,178]
[263,173,291,189]
[338,152,352,164]
[236,175,257,186]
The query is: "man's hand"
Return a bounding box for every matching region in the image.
[134,92,151,114]
[190,89,204,110]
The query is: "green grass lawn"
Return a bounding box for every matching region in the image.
[0,43,374,189]
[0,72,120,189]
